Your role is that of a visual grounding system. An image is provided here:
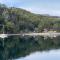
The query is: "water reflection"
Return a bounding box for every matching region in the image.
[15,49,60,60]
[0,36,60,60]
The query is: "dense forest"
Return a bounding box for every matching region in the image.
[0,4,60,33]
[0,3,60,60]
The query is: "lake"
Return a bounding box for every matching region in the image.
[0,36,60,60]
[15,49,60,60]
[9,36,60,60]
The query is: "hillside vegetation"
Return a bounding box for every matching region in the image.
[0,4,60,60]
[0,4,60,33]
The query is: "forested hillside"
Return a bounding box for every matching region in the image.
[0,4,60,33]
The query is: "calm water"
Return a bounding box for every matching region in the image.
[12,36,60,60]
[14,49,60,60]
[0,36,60,60]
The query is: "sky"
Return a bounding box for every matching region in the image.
[0,0,60,16]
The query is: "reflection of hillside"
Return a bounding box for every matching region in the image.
[0,36,60,60]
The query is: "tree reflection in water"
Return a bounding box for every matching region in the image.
[0,36,60,60]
